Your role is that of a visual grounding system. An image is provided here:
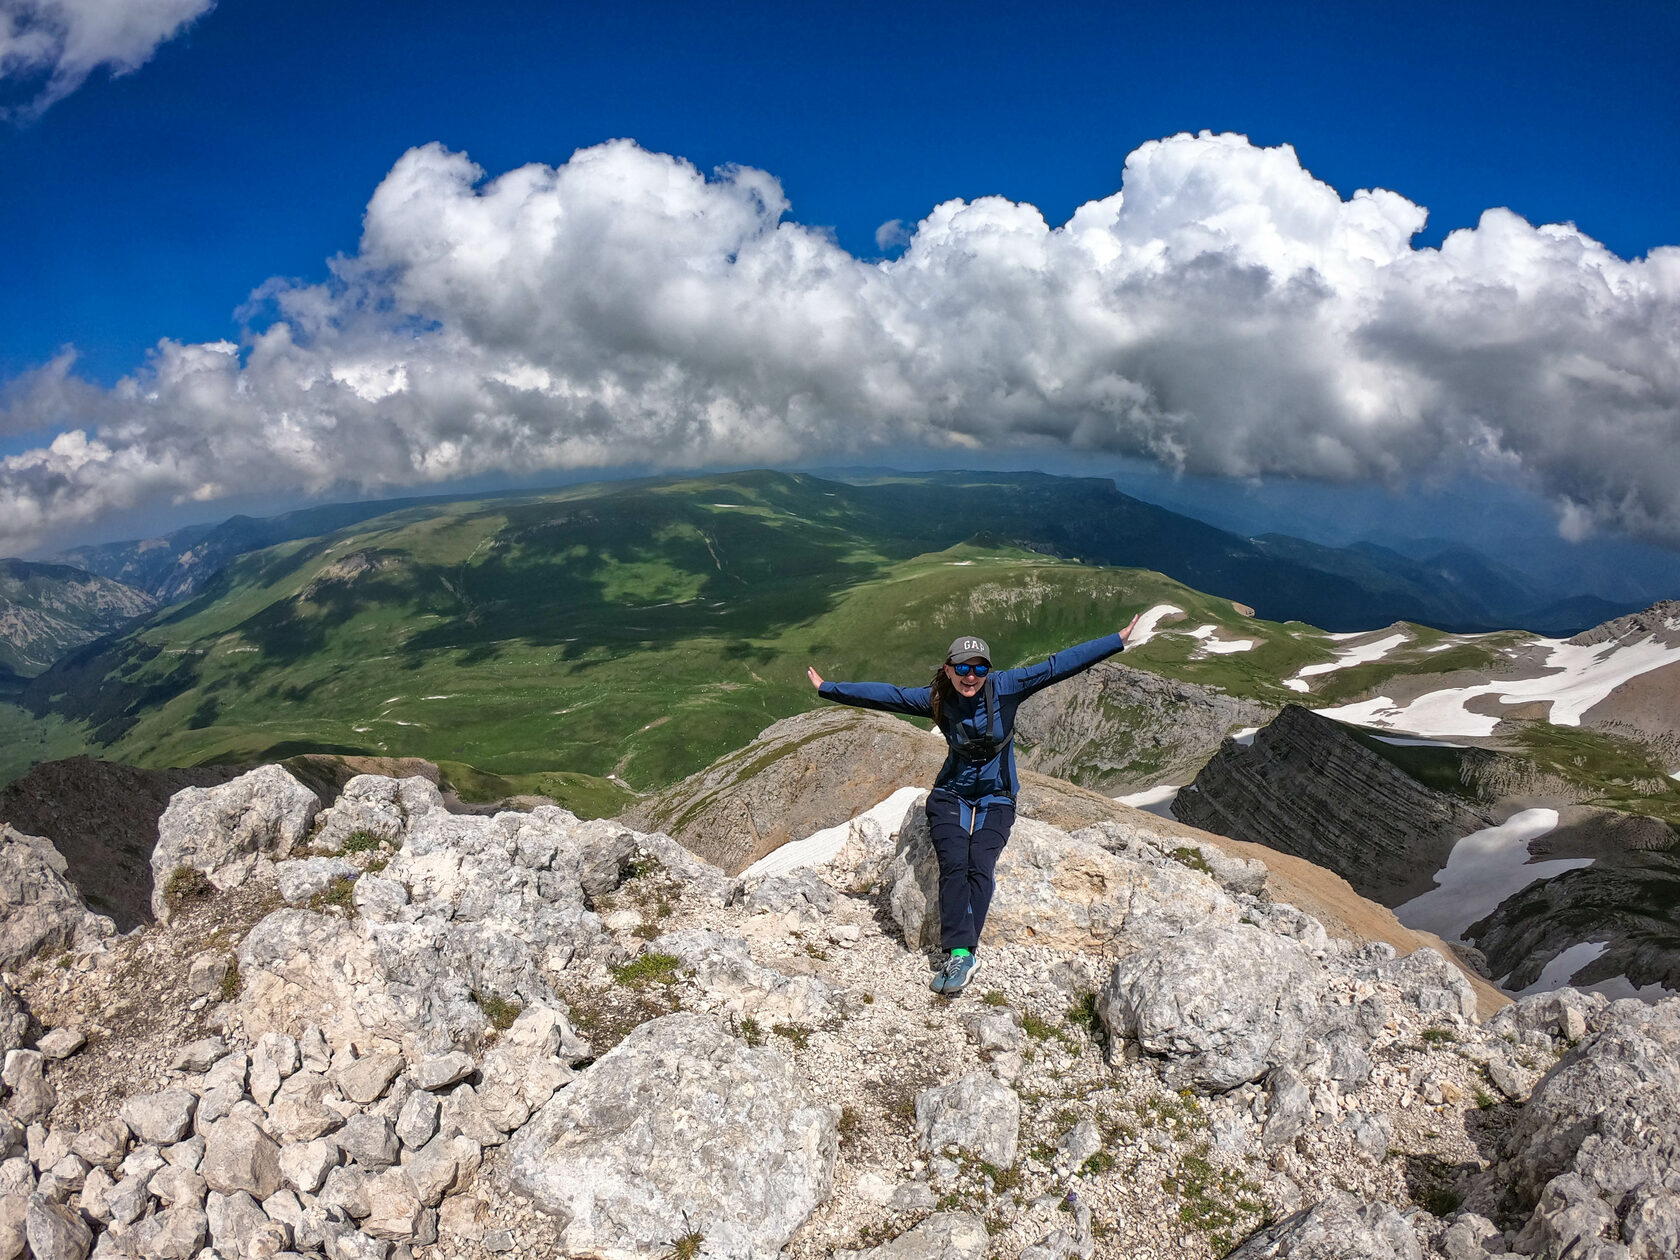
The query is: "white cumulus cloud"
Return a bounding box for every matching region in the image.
[2,130,1678,554]
[1,0,213,117]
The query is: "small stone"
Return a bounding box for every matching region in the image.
[201,1117,282,1200]
[483,1227,515,1253]
[24,1195,93,1260]
[300,1026,331,1074]
[129,1203,208,1260]
[1,1053,54,1124]
[168,1037,227,1074]
[410,1052,473,1093]
[34,1030,84,1062]
[335,1052,404,1106]
[336,1114,399,1168]
[394,1090,439,1150]
[278,1138,338,1194]
[121,1090,197,1145]
[105,1174,151,1228]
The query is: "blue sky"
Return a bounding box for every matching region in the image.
[2,0,1678,586]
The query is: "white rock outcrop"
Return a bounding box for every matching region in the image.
[150,765,321,920]
[505,1012,838,1259]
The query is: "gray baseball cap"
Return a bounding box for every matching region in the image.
[946,635,991,663]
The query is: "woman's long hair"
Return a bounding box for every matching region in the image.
[928,666,956,730]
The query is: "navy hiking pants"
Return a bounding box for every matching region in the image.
[926,790,1016,952]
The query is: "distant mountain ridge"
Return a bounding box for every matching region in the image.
[0,557,156,676]
[46,469,1643,635]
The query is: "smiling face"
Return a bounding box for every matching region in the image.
[944,656,988,699]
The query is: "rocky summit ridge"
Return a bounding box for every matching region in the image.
[0,758,1675,1260]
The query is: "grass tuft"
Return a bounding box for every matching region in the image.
[612,953,681,989]
[472,990,522,1031]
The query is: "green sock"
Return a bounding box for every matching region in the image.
[951,948,971,958]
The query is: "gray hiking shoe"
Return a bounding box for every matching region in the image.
[935,952,981,996]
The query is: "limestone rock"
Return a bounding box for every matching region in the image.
[1484,997,1680,1252]
[914,1072,1020,1167]
[23,1196,93,1260]
[1,1051,53,1124]
[506,1012,836,1259]
[394,1090,439,1150]
[206,1189,268,1258]
[127,1202,207,1260]
[168,1035,227,1074]
[275,858,359,906]
[1226,1190,1422,1259]
[151,765,320,920]
[0,984,27,1057]
[335,1114,399,1168]
[335,1051,403,1105]
[201,1116,282,1200]
[889,811,1230,953]
[653,929,838,1024]
[277,1138,337,1194]
[0,1194,25,1260]
[1099,921,1323,1091]
[0,825,114,969]
[120,1089,196,1145]
[33,1031,79,1067]
[410,1052,472,1093]
[310,774,442,853]
[834,1211,988,1259]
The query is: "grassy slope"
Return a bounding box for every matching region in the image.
[18,470,1671,832]
[22,471,1341,793]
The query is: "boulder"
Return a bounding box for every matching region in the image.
[1099,921,1324,1091]
[1484,998,1680,1252]
[151,765,320,920]
[914,1072,1019,1167]
[887,812,1231,953]
[310,775,442,853]
[1226,1190,1421,1259]
[335,1050,403,1105]
[0,826,114,969]
[506,1012,836,1259]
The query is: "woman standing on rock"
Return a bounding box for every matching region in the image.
[807,620,1139,995]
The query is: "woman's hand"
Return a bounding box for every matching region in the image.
[1122,613,1141,645]
[807,666,824,689]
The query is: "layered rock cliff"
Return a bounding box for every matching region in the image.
[1173,705,1496,905]
[1012,659,1275,793]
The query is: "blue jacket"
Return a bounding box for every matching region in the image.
[817,633,1125,805]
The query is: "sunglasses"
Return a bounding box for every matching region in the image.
[950,662,990,677]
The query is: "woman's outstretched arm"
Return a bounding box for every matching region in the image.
[809,668,935,718]
[998,613,1140,698]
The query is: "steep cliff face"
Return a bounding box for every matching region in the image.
[1013,659,1275,793]
[1173,705,1495,905]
